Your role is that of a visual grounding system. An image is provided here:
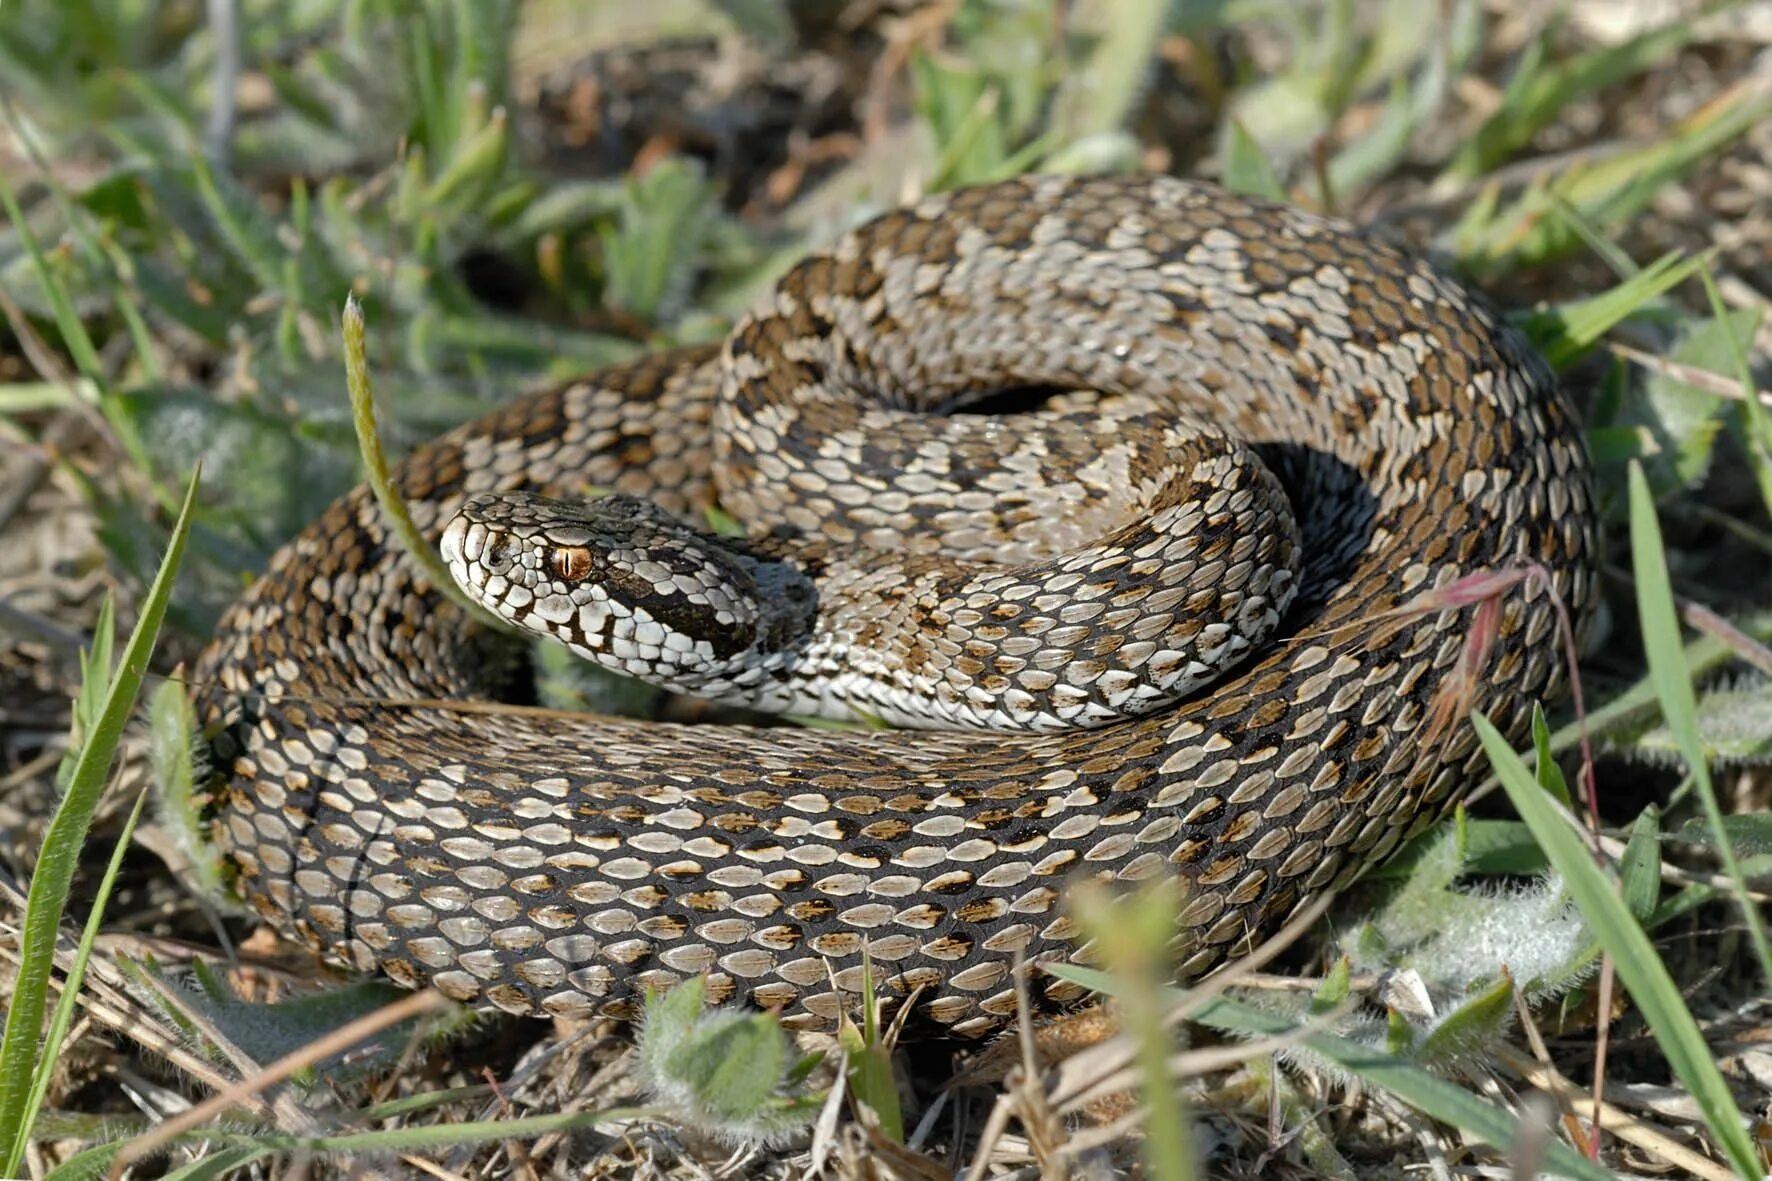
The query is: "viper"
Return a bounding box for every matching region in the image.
[194,174,1597,1037]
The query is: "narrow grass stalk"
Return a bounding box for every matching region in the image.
[16,786,153,1160]
[1069,883,1195,1181]
[1625,461,1772,982]
[342,296,502,628]
[839,953,903,1141]
[1473,711,1762,1178]
[0,155,105,383]
[1696,263,1772,518]
[1530,247,1714,369]
[209,1106,636,1155]
[0,468,202,1174]
[0,102,165,493]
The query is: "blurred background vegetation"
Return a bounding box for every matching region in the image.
[1,0,1771,1177]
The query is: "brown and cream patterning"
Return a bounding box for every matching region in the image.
[193,174,1598,1037]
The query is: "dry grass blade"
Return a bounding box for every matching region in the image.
[1608,340,1772,411]
[0,882,251,1102]
[1493,1044,1738,1181]
[957,890,1343,1173]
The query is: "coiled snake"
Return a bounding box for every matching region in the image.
[194,175,1597,1036]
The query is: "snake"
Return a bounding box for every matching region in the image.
[193,174,1598,1037]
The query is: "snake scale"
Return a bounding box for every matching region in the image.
[194,175,1597,1036]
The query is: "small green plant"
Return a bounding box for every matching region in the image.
[834,956,905,1142]
[636,976,824,1147]
[1235,810,1618,1091]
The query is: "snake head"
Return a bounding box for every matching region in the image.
[440,491,816,696]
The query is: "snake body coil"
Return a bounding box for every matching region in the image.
[195,176,1597,1036]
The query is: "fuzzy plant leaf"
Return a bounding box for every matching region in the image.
[147,677,226,904]
[1352,852,1594,1000]
[1412,974,1515,1069]
[598,160,720,325]
[670,1012,787,1121]
[1612,675,1772,767]
[1376,818,1550,880]
[1267,817,1599,1081]
[1621,307,1765,498]
[109,385,359,557]
[636,977,823,1147]
[1673,812,1772,856]
[131,961,450,1086]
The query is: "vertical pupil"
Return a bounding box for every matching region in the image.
[551,546,591,582]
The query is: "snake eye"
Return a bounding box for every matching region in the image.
[549,545,593,583]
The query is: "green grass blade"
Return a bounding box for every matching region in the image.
[1522,248,1712,369]
[46,1107,637,1179]
[1626,460,1772,981]
[0,164,106,383]
[16,786,153,1160]
[1618,806,1662,924]
[1047,0,1168,145]
[343,297,502,630]
[0,466,202,1173]
[190,155,292,298]
[1198,994,1615,1181]
[1696,263,1772,519]
[1472,711,1762,1177]
[43,1142,268,1181]
[158,1146,274,1180]
[1447,15,1698,182]
[838,953,903,1142]
[1540,609,1772,760]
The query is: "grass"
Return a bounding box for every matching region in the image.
[1,0,1770,1177]
[0,469,198,1174]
